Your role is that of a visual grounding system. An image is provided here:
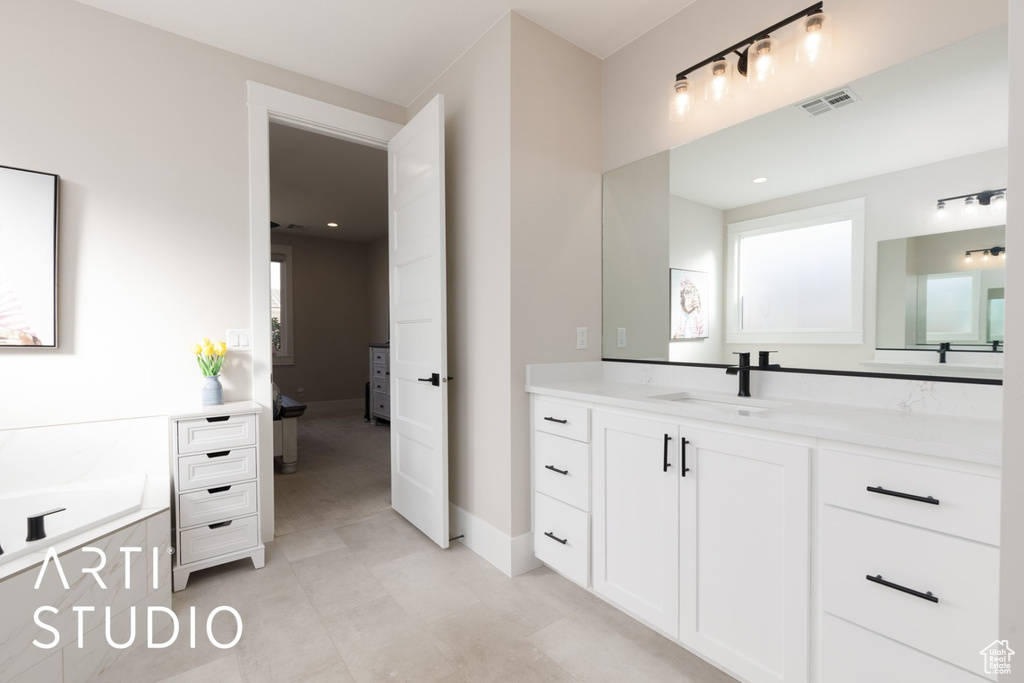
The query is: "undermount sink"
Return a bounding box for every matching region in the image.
[650,392,789,415]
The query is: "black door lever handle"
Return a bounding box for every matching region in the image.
[417,373,441,386]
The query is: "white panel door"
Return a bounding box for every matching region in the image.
[388,95,449,548]
[678,426,810,683]
[592,410,680,637]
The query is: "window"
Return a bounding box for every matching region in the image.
[918,272,980,343]
[271,246,293,365]
[726,198,864,344]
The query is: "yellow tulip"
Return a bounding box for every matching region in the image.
[191,343,202,355]
[214,342,227,357]
[202,345,215,357]
[202,337,211,345]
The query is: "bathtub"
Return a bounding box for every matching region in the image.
[0,474,145,567]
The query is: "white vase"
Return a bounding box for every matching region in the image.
[201,374,223,406]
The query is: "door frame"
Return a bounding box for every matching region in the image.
[246,82,403,541]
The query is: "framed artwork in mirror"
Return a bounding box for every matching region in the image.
[0,164,59,347]
[670,268,708,340]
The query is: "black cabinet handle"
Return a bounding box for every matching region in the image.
[681,438,691,477]
[867,486,939,505]
[544,531,568,545]
[866,574,938,603]
[209,520,233,530]
[206,415,230,423]
[207,450,231,458]
[543,416,568,424]
[663,434,673,472]
[207,485,231,494]
[545,465,569,476]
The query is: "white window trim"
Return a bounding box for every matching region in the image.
[725,197,865,345]
[917,270,983,344]
[271,245,294,366]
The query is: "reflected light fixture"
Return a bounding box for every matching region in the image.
[964,246,1006,264]
[670,3,828,121]
[935,189,1006,221]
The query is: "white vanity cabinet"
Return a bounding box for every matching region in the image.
[171,403,266,591]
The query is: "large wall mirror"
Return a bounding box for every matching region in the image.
[603,25,1007,381]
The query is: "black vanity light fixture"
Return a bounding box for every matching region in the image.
[935,188,1007,221]
[964,246,1006,264]
[671,2,832,121]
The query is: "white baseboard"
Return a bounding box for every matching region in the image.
[449,504,539,578]
[302,398,364,415]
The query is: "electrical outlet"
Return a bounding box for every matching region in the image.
[617,328,627,348]
[576,327,588,350]
[296,387,305,397]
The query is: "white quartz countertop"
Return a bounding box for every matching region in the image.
[527,378,1001,467]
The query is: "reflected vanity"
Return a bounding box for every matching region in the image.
[603,26,1008,381]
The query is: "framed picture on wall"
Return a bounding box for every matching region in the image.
[0,164,59,347]
[670,268,708,341]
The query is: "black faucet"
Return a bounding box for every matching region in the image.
[993,340,1002,352]
[725,352,752,397]
[937,342,951,364]
[758,350,780,370]
[26,508,65,542]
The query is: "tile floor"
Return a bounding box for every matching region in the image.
[98,411,738,682]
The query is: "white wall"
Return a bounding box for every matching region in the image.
[409,15,515,535]
[602,0,1008,172]
[0,0,403,430]
[668,195,725,363]
[999,0,1024,668]
[602,152,670,360]
[509,13,603,537]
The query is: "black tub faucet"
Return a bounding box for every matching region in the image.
[725,352,752,397]
[937,342,951,364]
[27,508,65,542]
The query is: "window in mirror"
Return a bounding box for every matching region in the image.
[988,289,1005,342]
[726,198,864,344]
[918,272,980,343]
[271,245,293,365]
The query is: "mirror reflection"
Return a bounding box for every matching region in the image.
[603,26,1008,379]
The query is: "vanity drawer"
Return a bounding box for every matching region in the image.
[534,492,589,587]
[535,432,590,511]
[178,514,259,566]
[821,613,991,683]
[820,447,1000,545]
[177,447,257,492]
[178,481,258,529]
[176,412,257,455]
[534,398,590,443]
[372,349,388,366]
[821,506,998,674]
[372,365,389,381]
[373,379,389,395]
[373,394,391,416]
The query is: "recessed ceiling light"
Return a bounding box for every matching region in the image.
[752,177,769,184]
[327,222,339,227]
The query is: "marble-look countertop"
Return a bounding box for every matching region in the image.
[526,379,1001,467]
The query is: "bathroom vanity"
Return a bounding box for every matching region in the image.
[527,361,1000,683]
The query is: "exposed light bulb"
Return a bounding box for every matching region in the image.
[1001,250,1007,260]
[935,200,948,222]
[748,38,779,87]
[796,12,832,67]
[669,78,691,122]
[752,177,768,184]
[983,250,991,262]
[963,196,978,216]
[327,222,339,227]
[705,59,733,104]
[965,252,973,264]
[991,191,1007,213]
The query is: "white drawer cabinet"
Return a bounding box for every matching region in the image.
[534,431,590,511]
[534,492,589,586]
[369,344,390,423]
[171,403,265,591]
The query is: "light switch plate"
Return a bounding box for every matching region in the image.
[576,326,588,350]
[617,328,626,348]
[227,329,252,351]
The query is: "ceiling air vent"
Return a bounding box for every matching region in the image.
[798,87,859,117]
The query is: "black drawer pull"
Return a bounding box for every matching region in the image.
[681,437,691,477]
[206,450,231,458]
[543,417,568,424]
[208,485,231,494]
[866,574,938,603]
[663,434,672,472]
[867,486,939,505]
[544,531,568,545]
[544,465,569,476]
[209,520,233,529]
[206,415,230,423]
